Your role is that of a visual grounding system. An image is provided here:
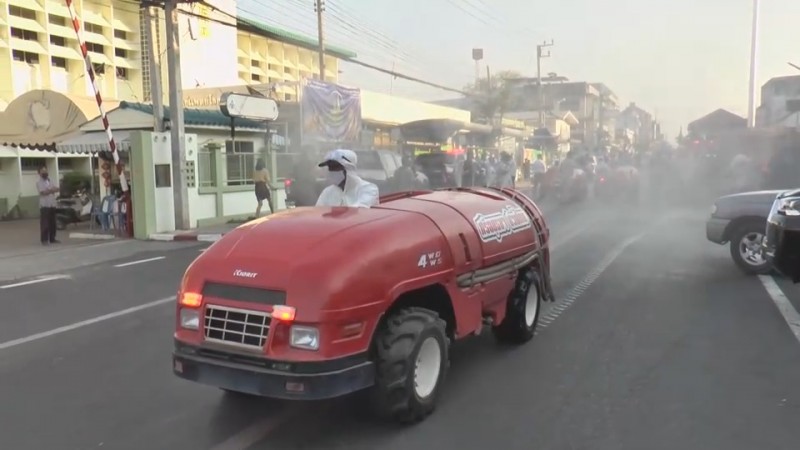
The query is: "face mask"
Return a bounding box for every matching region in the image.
[40,173,48,179]
[326,170,345,186]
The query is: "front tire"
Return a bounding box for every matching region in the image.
[493,268,542,344]
[729,221,771,275]
[370,307,449,424]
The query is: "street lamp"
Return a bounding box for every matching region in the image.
[747,0,760,128]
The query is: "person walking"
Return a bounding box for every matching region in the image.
[36,165,60,245]
[253,158,272,217]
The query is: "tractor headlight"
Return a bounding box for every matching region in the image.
[290,326,320,351]
[179,308,200,330]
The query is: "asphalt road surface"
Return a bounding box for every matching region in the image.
[1,198,799,450]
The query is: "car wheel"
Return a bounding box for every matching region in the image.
[370,307,449,424]
[729,221,771,275]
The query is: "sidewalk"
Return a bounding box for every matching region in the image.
[0,219,114,259]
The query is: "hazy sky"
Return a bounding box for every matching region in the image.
[239,0,800,139]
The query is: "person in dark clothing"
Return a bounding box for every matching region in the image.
[253,158,272,217]
[36,166,60,245]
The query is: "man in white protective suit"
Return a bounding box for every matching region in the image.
[316,149,380,208]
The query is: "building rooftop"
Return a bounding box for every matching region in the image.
[237,15,357,60]
[119,102,268,129]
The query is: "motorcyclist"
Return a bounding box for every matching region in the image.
[316,149,379,208]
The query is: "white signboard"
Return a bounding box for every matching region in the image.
[219,92,279,121]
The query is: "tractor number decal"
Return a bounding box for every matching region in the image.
[418,251,442,269]
[473,205,532,243]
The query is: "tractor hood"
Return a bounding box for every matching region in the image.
[205,206,399,265]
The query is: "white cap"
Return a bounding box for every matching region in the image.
[318,149,357,171]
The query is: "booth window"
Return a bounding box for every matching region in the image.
[225,140,256,186]
[154,164,171,188]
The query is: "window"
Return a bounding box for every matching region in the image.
[12,50,39,64]
[51,57,67,68]
[154,164,172,188]
[9,6,37,20]
[93,63,105,74]
[225,141,256,186]
[252,74,261,82]
[113,29,128,39]
[85,23,104,34]
[87,42,104,53]
[198,146,218,188]
[10,28,38,41]
[116,68,128,79]
[50,36,66,47]
[251,60,260,67]
[355,151,382,171]
[20,158,44,172]
[115,48,127,58]
[49,15,66,26]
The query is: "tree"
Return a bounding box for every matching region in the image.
[462,70,522,124]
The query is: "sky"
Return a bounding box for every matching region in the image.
[238,0,800,140]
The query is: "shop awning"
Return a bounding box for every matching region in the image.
[56,130,132,154]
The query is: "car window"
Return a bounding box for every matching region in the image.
[355,151,383,171]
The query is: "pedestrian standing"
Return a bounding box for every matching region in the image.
[36,165,60,245]
[253,158,272,218]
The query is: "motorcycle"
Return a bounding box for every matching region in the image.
[55,189,93,230]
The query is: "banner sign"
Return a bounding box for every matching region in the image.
[301,80,362,143]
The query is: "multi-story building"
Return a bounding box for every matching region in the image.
[756,75,800,129]
[0,0,355,107]
[0,0,356,218]
[0,0,144,105]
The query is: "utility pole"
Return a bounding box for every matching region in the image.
[747,0,760,128]
[536,40,554,127]
[143,6,164,132]
[165,0,190,230]
[314,0,326,81]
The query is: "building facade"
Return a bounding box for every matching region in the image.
[756,75,800,129]
[0,0,355,219]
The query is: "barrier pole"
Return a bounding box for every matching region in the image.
[65,0,132,236]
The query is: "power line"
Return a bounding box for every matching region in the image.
[185,1,470,96]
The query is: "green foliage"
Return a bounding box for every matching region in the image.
[462,70,522,123]
[60,172,93,196]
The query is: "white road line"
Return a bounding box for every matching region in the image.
[758,275,800,344]
[0,296,175,351]
[113,256,166,268]
[0,275,71,290]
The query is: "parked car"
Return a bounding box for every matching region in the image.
[764,188,800,282]
[706,190,783,274]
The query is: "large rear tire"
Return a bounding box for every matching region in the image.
[370,307,449,424]
[492,268,541,344]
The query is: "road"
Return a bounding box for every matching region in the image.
[1,199,799,450]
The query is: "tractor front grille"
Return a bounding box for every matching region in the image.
[204,305,270,349]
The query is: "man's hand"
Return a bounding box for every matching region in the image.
[49,186,60,194]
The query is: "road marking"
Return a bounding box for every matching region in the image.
[0,296,175,351]
[536,231,646,335]
[113,256,166,268]
[210,405,302,450]
[758,275,800,344]
[0,275,71,290]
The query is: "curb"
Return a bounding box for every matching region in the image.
[69,232,116,240]
[149,233,224,242]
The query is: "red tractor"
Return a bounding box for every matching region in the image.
[172,187,554,423]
